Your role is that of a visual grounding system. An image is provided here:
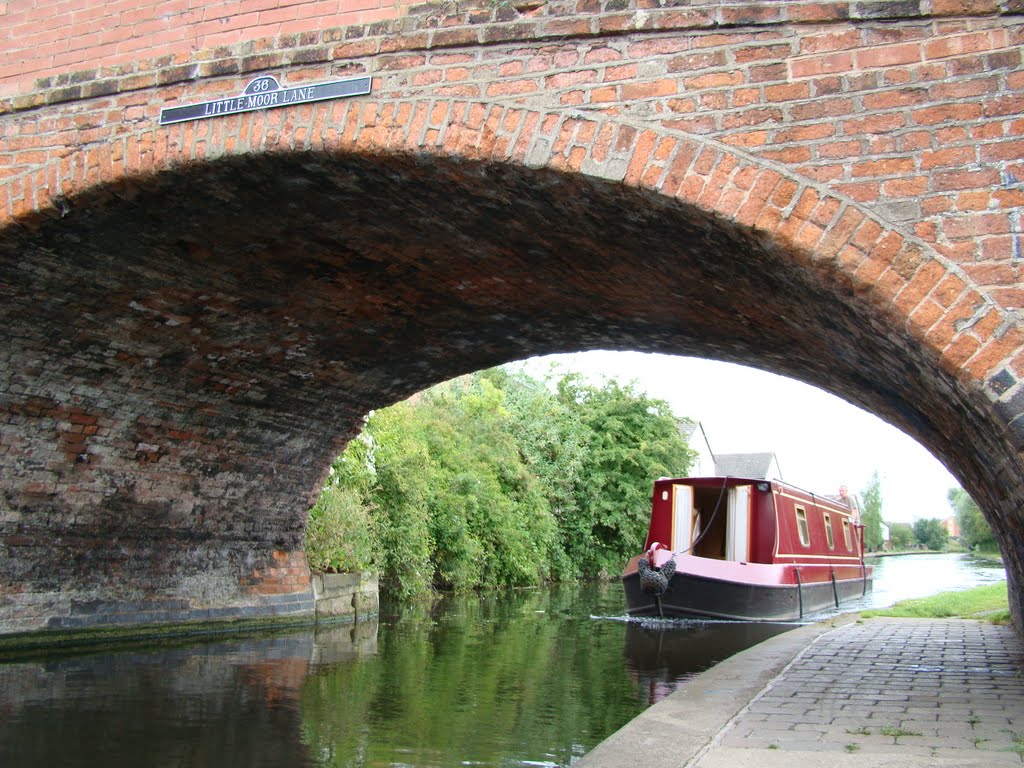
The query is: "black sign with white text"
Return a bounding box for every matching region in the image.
[159,74,372,126]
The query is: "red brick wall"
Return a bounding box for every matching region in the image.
[0,0,407,99]
[2,0,1024,633]
[4,2,1023,299]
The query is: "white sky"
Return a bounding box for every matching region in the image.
[518,350,960,525]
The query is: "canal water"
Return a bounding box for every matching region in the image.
[0,553,1005,767]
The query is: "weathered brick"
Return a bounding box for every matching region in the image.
[855,42,922,68]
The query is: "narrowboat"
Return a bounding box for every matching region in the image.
[622,476,872,621]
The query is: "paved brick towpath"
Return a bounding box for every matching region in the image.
[578,616,1024,767]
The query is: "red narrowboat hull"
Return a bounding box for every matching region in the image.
[623,476,873,621]
[623,554,872,621]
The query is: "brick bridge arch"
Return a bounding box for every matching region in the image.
[2,0,1024,634]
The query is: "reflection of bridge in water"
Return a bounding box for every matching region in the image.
[0,620,378,766]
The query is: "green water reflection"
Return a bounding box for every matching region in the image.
[299,584,791,767]
[1,583,792,767]
[306,586,625,766]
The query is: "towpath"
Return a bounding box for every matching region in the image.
[578,615,1024,767]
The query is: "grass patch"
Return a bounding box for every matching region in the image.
[880,725,922,743]
[1008,731,1024,758]
[861,581,1008,621]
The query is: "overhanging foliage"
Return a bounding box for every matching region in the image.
[306,366,697,597]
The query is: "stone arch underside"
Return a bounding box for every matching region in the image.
[3,136,1020,634]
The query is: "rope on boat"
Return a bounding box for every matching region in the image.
[678,475,731,556]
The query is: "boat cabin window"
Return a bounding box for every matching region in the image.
[842,519,852,549]
[824,513,834,549]
[795,507,810,547]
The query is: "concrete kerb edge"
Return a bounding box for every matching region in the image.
[576,613,861,767]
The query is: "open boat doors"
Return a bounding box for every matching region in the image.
[726,484,751,561]
[666,479,753,562]
[670,483,694,553]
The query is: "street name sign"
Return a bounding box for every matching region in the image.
[159,74,372,126]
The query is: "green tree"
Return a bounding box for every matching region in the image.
[557,374,696,577]
[484,367,589,579]
[949,487,998,552]
[423,374,558,589]
[369,402,436,598]
[888,522,914,551]
[913,518,949,551]
[337,372,562,596]
[860,471,884,551]
[305,365,700,597]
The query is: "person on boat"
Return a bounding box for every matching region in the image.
[838,485,861,524]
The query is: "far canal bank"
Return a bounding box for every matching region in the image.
[0,553,1007,766]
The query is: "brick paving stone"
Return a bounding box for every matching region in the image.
[693,618,1024,765]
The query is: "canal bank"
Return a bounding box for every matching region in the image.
[577,614,1024,767]
[0,570,379,658]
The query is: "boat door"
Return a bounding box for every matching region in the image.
[671,483,694,553]
[726,484,751,561]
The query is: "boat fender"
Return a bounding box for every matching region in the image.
[637,544,676,596]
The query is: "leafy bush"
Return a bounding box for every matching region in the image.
[888,522,914,550]
[861,471,884,551]
[306,366,698,598]
[555,374,695,577]
[306,486,376,573]
[913,517,949,551]
[949,487,999,552]
[368,403,435,599]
